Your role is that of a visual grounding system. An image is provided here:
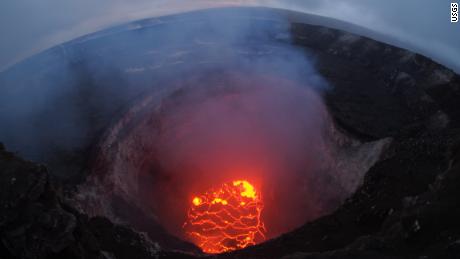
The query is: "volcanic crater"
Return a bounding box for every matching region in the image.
[0,7,460,259]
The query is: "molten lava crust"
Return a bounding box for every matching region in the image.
[184,180,265,253]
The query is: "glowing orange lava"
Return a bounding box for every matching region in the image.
[183,180,266,254]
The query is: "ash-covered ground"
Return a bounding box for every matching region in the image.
[1,7,460,259]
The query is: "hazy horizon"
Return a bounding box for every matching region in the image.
[0,0,459,72]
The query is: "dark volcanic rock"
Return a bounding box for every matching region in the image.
[0,144,160,259]
[0,144,76,258]
[289,22,457,140]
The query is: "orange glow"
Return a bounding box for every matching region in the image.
[183,180,266,254]
[192,197,202,206]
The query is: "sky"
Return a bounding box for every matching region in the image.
[0,0,459,72]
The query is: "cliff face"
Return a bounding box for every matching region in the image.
[0,7,460,259]
[288,21,459,140]
[0,143,163,259]
[223,130,460,259]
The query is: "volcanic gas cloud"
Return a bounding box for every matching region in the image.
[65,6,352,250]
[81,70,347,254]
